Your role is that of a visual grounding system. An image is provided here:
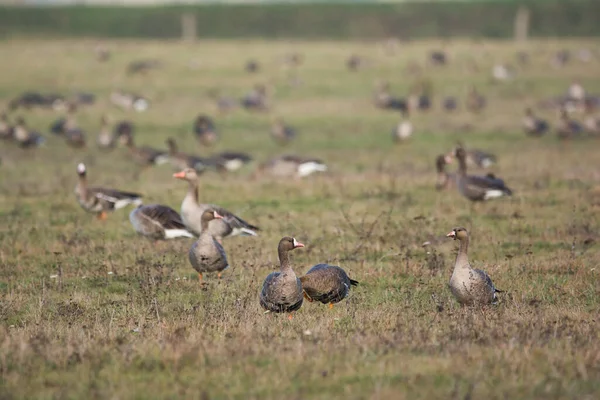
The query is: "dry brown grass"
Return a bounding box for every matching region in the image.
[0,38,599,399]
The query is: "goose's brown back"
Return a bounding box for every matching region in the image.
[300,264,358,305]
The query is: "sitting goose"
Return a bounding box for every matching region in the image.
[166,137,208,172]
[206,151,253,173]
[466,86,486,114]
[13,118,45,148]
[373,81,408,112]
[446,227,502,305]
[188,210,229,283]
[122,134,169,166]
[0,113,13,140]
[454,147,512,202]
[299,264,358,309]
[271,118,296,145]
[241,84,268,112]
[193,114,218,147]
[129,204,194,240]
[523,108,549,137]
[435,154,455,191]
[257,155,327,179]
[51,104,86,148]
[173,168,259,240]
[453,144,496,169]
[556,108,584,140]
[259,237,305,317]
[392,110,413,142]
[75,163,143,220]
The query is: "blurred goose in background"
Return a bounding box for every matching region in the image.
[492,64,515,81]
[429,50,447,66]
[568,80,585,103]
[242,84,268,111]
[129,204,194,240]
[74,163,142,220]
[447,227,502,305]
[257,155,328,179]
[556,108,583,140]
[126,59,161,75]
[173,168,259,241]
[300,264,358,309]
[466,86,486,113]
[552,49,570,68]
[271,118,296,145]
[97,115,115,150]
[454,147,512,202]
[166,137,208,172]
[207,89,237,114]
[207,151,253,173]
[94,44,110,62]
[443,96,458,112]
[435,154,455,191]
[260,237,305,318]
[194,114,219,147]
[583,101,600,135]
[122,134,169,167]
[62,105,86,148]
[392,110,413,142]
[523,108,549,137]
[114,120,134,144]
[110,90,149,112]
[346,54,364,71]
[0,113,13,141]
[454,144,496,169]
[188,209,229,284]
[245,59,260,73]
[374,81,408,112]
[13,118,45,148]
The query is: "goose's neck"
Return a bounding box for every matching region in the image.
[457,157,467,175]
[278,247,293,273]
[200,216,210,232]
[455,237,470,269]
[76,175,88,198]
[186,180,199,204]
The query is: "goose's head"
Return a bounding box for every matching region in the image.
[446,227,468,241]
[278,236,305,252]
[201,209,223,222]
[76,163,87,177]
[173,168,198,182]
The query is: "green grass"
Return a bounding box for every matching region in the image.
[0,38,600,399]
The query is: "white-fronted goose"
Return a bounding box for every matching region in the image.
[435,154,455,191]
[454,144,496,169]
[75,163,142,220]
[259,237,305,317]
[173,168,259,240]
[166,137,208,172]
[0,113,13,141]
[446,227,502,305]
[392,110,413,142]
[271,118,296,145]
[523,108,549,137]
[129,204,194,240]
[556,108,584,140]
[257,155,327,179]
[207,151,253,173]
[299,264,358,309]
[454,147,512,202]
[123,134,168,166]
[193,114,219,147]
[188,209,229,283]
[13,118,45,148]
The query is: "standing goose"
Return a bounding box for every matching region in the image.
[435,154,455,191]
[166,137,208,172]
[188,210,229,283]
[75,163,142,220]
[454,147,512,202]
[129,204,194,240]
[259,237,305,317]
[299,264,358,309]
[193,114,219,147]
[13,118,45,148]
[173,168,259,240]
[446,227,502,305]
[523,108,549,137]
[97,115,115,150]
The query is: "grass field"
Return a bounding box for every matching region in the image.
[0,38,599,399]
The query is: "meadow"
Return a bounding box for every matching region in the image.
[0,38,599,399]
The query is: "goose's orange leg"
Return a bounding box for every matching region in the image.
[198,273,203,284]
[97,211,108,221]
[329,303,334,309]
[288,314,294,321]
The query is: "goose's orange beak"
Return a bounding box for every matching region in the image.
[173,171,186,179]
[446,231,456,238]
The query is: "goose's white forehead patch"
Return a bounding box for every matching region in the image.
[77,163,86,173]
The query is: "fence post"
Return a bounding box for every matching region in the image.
[514,6,530,42]
[181,13,197,42]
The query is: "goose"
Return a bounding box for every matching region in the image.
[435,154,455,191]
[110,91,149,112]
[188,210,229,283]
[245,59,260,73]
[271,118,296,145]
[346,55,364,71]
[257,155,327,179]
[165,137,208,172]
[259,237,305,318]
[74,163,143,220]
[443,96,458,112]
[129,204,194,240]
[126,59,161,75]
[97,115,115,149]
[583,101,600,135]
[114,120,134,144]
[523,108,549,137]
[373,82,408,112]
[241,84,268,111]
[392,110,413,142]
[446,227,502,305]
[454,147,512,202]
[206,151,253,173]
[0,113,13,141]
[429,50,447,66]
[13,118,45,148]
[173,168,259,240]
[454,144,496,169]
[299,264,358,309]
[193,114,218,147]
[122,134,169,166]
[466,86,486,114]
[556,108,584,140]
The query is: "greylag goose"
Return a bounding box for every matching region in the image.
[123,134,169,166]
[75,163,142,220]
[257,155,327,179]
[299,264,358,309]
[446,227,502,305]
[435,154,455,191]
[454,147,512,202]
[166,137,208,172]
[188,210,229,283]
[173,168,259,240]
[259,237,305,317]
[129,204,194,240]
[193,114,218,147]
[523,108,549,137]
[0,113,13,140]
[392,110,413,142]
[271,118,296,145]
[13,118,45,148]
[556,108,584,140]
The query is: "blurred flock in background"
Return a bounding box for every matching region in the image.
[0,0,599,398]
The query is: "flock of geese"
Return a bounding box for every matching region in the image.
[2,45,599,316]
